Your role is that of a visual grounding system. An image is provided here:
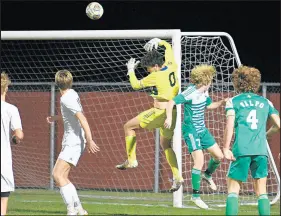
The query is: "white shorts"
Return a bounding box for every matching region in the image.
[58,144,85,166]
[1,167,14,192]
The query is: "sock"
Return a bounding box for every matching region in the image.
[68,183,82,209]
[191,168,201,198]
[164,148,181,180]
[205,157,221,178]
[258,194,270,216]
[226,193,239,215]
[126,136,137,162]
[60,183,75,208]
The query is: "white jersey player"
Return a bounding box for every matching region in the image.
[46,70,99,215]
[1,73,24,216]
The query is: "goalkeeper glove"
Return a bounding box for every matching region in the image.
[144,38,162,52]
[126,58,140,75]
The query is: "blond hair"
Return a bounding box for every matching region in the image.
[190,64,216,87]
[232,65,261,93]
[1,72,11,95]
[55,70,73,90]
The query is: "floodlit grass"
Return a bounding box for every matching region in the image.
[7,189,280,215]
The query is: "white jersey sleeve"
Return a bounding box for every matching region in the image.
[11,107,23,131]
[61,93,83,115]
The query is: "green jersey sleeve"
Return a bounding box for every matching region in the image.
[206,97,212,106]
[173,85,196,105]
[267,99,279,116]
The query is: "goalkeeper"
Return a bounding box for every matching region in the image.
[116,38,183,192]
[165,65,227,209]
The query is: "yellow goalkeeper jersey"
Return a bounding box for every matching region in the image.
[129,40,179,101]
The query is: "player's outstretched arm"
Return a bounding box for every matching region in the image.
[127,58,156,90]
[223,109,236,161]
[75,112,100,154]
[46,115,62,123]
[207,98,229,110]
[164,100,176,129]
[266,114,280,138]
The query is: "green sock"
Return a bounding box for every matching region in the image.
[191,168,201,198]
[205,157,220,178]
[226,193,239,215]
[258,194,270,216]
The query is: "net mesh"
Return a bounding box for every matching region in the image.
[1,35,279,207]
[181,36,280,206]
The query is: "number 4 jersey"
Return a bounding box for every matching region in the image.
[225,92,279,157]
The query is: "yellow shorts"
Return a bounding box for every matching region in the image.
[137,108,177,140]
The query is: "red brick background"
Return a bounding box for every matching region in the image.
[8,91,280,192]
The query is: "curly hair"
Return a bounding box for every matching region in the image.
[1,72,11,94]
[141,50,164,68]
[190,64,216,87]
[232,65,261,93]
[55,70,73,90]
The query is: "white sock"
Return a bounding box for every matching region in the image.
[68,183,82,209]
[60,183,75,208]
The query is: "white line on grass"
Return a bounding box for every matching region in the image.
[19,200,215,210]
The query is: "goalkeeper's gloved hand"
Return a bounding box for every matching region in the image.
[144,38,162,52]
[126,58,140,75]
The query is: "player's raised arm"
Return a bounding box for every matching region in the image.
[223,99,236,161]
[127,58,156,90]
[144,38,175,66]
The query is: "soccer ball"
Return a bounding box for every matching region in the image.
[86,2,104,20]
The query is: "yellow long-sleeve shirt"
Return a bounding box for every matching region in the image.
[129,40,179,101]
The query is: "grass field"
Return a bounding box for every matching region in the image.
[8,189,280,215]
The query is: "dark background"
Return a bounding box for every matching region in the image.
[1,0,280,82]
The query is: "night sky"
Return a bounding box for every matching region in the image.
[1,0,280,82]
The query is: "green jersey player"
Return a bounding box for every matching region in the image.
[165,64,228,209]
[223,66,280,216]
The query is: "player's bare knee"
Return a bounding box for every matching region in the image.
[52,170,63,184]
[193,158,204,170]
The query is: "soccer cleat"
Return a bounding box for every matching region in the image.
[76,209,88,215]
[191,197,209,209]
[169,177,184,193]
[67,207,78,215]
[202,173,217,191]
[116,159,138,170]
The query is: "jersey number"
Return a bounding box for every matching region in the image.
[246,110,258,130]
[169,72,176,87]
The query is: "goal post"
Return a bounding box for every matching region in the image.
[1,29,183,207]
[1,30,279,209]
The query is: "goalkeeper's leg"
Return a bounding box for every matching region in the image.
[159,135,183,192]
[116,116,140,170]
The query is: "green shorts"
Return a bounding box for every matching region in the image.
[183,127,216,153]
[227,155,268,182]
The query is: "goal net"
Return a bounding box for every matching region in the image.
[1,30,279,208]
[181,33,280,207]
